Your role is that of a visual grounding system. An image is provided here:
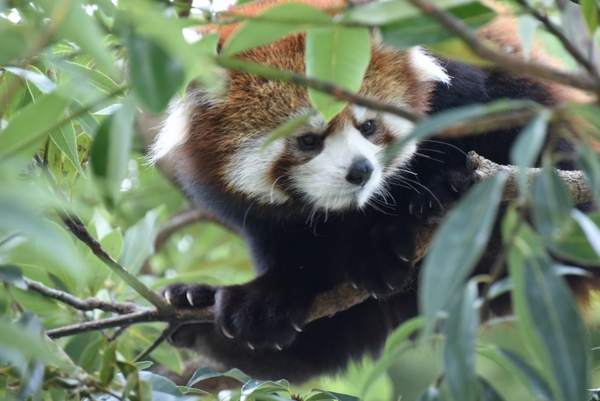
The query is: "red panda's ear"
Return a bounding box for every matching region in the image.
[148,70,230,164]
[408,47,451,85]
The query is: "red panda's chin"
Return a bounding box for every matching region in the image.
[293,177,382,212]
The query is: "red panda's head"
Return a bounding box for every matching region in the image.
[150,6,450,213]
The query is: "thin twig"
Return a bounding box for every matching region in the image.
[515,0,600,81]
[45,307,214,338]
[61,215,171,312]
[23,277,139,314]
[134,324,182,363]
[407,0,600,95]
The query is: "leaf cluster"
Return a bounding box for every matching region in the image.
[1,0,600,400]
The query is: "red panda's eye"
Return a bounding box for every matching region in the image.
[359,120,376,136]
[298,134,322,151]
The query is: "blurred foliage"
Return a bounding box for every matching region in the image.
[1,0,600,400]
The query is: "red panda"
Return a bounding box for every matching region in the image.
[150,0,597,384]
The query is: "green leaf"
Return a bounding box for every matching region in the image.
[443,280,479,401]
[221,3,330,56]
[0,317,55,363]
[116,0,200,67]
[0,265,26,289]
[139,371,188,400]
[241,379,290,398]
[509,110,550,197]
[306,26,371,121]
[570,209,600,258]
[384,315,424,353]
[3,66,57,94]
[0,23,31,67]
[99,342,117,387]
[531,166,573,240]
[50,121,86,176]
[478,376,505,401]
[261,111,317,150]
[577,144,600,208]
[568,103,600,134]
[52,60,121,97]
[518,14,539,60]
[125,34,185,114]
[509,252,589,401]
[0,195,80,281]
[187,368,251,388]
[119,207,162,274]
[0,91,71,166]
[40,0,116,74]
[487,347,554,401]
[306,389,362,401]
[419,173,507,332]
[17,359,45,401]
[581,0,599,33]
[381,2,495,48]
[78,336,104,373]
[387,100,534,161]
[541,212,600,266]
[90,95,136,205]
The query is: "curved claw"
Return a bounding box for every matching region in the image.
[164,290,172,305]
[247,342,255,351]
[221,326,235,339]
[292,322,303,333]
[186,291,195,307]
[371,293,378,300]
[275,344,282,351]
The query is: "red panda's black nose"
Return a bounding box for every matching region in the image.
[346,159,374,186]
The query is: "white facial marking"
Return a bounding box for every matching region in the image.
[149,100,189,163]
[381,113,417,178]
[226,138,291,205]
[409,46,451,85]
[292,125,383,210]
[352,105,417,180]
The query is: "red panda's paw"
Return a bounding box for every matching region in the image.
[409,168,476,223]
[345,225,415,296]
[213,282,313,350]
[163,283,216,308]
[345,258,413,297]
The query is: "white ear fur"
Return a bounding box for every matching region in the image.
[408,46,451,85]
[148,100,189,163]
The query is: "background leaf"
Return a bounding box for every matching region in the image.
[305,26,371,121]
[419,173,507,332]
[221,3,330,56]
[125,34,185,114]
[443,280,479,401]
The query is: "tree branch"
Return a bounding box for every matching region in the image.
[40,152,593,339]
